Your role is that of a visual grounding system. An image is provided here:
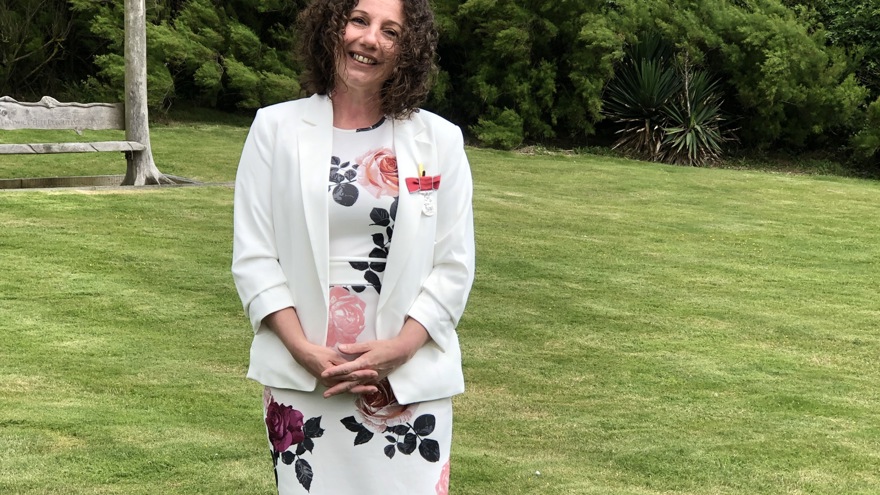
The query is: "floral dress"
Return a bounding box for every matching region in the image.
[263,119,452,495]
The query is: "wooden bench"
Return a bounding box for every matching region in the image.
[0,96,146,165]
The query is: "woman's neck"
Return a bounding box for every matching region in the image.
[330,88,384,130]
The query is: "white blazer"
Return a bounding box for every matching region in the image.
[232,94,475,405]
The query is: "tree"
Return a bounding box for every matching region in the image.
[3,0,873,156]
[431,0,867,152]
[430,0,612,148]
[122,0,167,185]
[852,96,880,166]
[783,0,880,99]
[69,0,302,111]
[0,0,74,98]
[594,0,867,149]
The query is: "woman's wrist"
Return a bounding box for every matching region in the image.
[263,307,311,357]
[396,317,431,360]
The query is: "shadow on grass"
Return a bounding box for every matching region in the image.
[0,174,226,191]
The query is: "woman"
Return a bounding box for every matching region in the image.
[231,0,475,492]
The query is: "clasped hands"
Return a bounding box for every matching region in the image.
[293,339,402,398]
[294,320,430,399]
[266,308,430,399]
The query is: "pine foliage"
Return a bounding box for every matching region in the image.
[1,0,877,156]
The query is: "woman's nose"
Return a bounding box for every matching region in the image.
[361,25,381,48]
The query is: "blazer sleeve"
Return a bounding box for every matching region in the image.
[406,125,475,352]
[231,109,296,332]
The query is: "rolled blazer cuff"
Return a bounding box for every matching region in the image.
[389,335,464,405]
[407,292,455,353]
[247,284,295,333]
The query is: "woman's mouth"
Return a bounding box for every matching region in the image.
[351,53,377,65]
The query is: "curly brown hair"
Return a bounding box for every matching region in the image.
[295,0,438,119]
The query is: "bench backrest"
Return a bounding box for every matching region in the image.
[0,96,125,133]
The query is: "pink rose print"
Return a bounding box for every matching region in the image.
[435,459,450,495]
[357,148,399,198]
[355,379,414,434]
[265,396,305,453]
[326,286,366,347]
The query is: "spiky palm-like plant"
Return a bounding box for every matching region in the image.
[604,35,681,161]
[604,36,734,165]
[660,65,731,166]
[604,57,681,159]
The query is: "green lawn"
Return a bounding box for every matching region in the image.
[0,121,248,183]
[2,123,879,494]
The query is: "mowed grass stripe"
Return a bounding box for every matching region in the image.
[1,143,879,494]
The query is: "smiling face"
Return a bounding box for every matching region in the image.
[336,0,404,98]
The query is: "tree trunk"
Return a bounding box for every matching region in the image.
[121,0,169,185]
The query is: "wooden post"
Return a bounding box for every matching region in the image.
[122,0,166,185]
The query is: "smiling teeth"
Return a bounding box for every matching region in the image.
[352,53,376,64]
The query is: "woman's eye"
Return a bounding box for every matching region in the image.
[351,17,366,25]
[384,29,399,38]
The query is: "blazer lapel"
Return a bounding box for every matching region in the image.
[377,114,433,316]
[298,95,333,306]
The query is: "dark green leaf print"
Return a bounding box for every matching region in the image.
[384,444,396,459]
[301,437,314,453]
[332,183,359,207]
[304,417,324,438]
[354,428,374,445]
[295,458,313,492]
[341,416,377,446]
[342,413,444,464]
[341,416,362,432]
[418,438,440,463]
[413,414,436,436]
[388,425,409,436]
[370,207,391,227]
[329,155,361,206]
[364,270,381,292]
[398,433,417,455]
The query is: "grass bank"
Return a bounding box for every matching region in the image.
[2,124,879,494]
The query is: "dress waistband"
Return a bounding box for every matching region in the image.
[329,258,386,286]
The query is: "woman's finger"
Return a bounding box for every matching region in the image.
[322,380,354,398]
[348,369,378,382]
[322,358,369,378]
[337,342,372,355]
[323,377,378,398]
[349,384,378,395]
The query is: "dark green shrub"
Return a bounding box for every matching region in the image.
[473,109,525,150]
[852,97,880,164]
